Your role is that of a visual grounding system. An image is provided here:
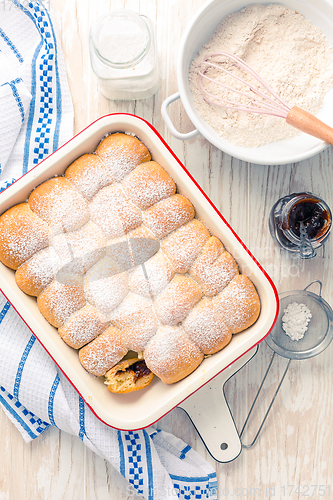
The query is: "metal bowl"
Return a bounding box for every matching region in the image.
[162,0,333,165]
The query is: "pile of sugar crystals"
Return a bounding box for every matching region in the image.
[282,302,312,341]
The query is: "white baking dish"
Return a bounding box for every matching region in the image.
[161,0,333,165]
[0,114,278,430]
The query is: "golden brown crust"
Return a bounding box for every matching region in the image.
[15,247,60,296]
[0,203,50,270]
[144,326,204,384]
[28,177,89,234]
[96,133,151,182]
[189,236,239,296]
[104,358,154,394]
[162,219,210,273]
[79,326,128,377]
[182,298,232,354]
[0,131,262,391]
[143,194,195,239]
[37,275,86,328]
[58,304,109,349]
[212,274,261,334]
[121,161,176,210]
[65,153,113,200]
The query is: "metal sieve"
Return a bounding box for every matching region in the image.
[241,280,333,448]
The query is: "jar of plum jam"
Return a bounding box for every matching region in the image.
[269,192,331,256]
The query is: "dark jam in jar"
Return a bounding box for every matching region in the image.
[269,192,332,255]
[287,199,330,239]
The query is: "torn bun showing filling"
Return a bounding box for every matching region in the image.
[104,357,154,394]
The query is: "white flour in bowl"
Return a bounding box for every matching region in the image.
[189,3,333,147]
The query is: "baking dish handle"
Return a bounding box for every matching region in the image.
[178,346,257,463]
[161,92,200,140]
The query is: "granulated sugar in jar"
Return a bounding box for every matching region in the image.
[89,9,159,100]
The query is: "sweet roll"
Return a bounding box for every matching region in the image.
[212,274,261,333]
[96,132,151,182]
[0,203,51,270]
[79,326,128,376]
[28,177,89,234]
[144,326,204,384]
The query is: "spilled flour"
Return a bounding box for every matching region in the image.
[189,3,333,147]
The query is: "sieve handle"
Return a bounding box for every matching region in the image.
[286,107,333,146]
[303,280,323,297]
[161,92,200,140]
[240,351,291,449]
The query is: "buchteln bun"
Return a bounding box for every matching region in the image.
[104,358,154,393]
[0,203,50,270]
[96,132,151,182]
[144,326,204,384]
[28,177,89,234]
[79,326,128,377]
[213,274,261,333]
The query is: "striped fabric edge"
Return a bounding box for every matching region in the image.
[149,428,218,499]
[15,1,63,174]
[0,25,24,63]
[170,471,218,500]
[0,385,50,443]
[118,430,155,500]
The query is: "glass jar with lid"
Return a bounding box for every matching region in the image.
[269,192,331,257]
[89,9,159,100]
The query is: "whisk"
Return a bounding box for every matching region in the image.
[198,52,333,145]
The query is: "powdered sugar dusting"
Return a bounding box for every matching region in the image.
[121,161,176,210]
[129,250,175,298]
[0,203,50,269]
[189,237,239,296]
[109,293,159,336]
[37,275,86,328]
[96,132,151,182]
[162,219,210,273]
[89,185,142,239]
[65,153,113,200]
[153,275,202,326]
[182,298,232,354]
[28,177,89,234]
[144,326,204,384]
[282,302,312,341]
[0,131,261,385]
[52,221,107,275]
[58,304,109,348]
[84,256,128,314]
[143,194,195,239]
[79,326,128,376]
[15,246,61,296]
[213,274,260,334]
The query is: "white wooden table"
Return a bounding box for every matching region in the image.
[1,0,333,498]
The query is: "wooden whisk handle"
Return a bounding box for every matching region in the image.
[286,106,333,146]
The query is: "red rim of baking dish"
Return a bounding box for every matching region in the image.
[0,113,279,430]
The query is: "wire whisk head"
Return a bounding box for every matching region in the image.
[198,52,291,119]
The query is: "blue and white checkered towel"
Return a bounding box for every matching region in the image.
[0,3,218,499]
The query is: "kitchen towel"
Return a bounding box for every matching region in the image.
[0,3,218,500]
